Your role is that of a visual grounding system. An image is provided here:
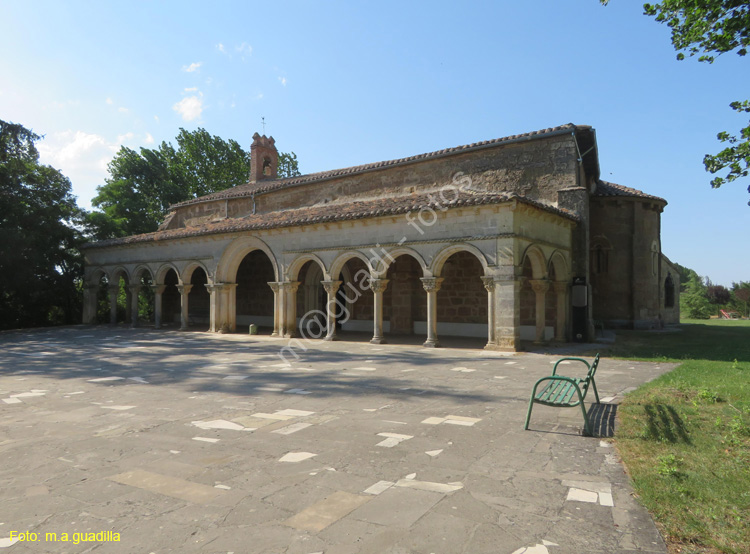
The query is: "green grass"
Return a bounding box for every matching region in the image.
[607,320,750,554]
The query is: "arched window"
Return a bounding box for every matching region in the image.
[651,241,660,277]
[665,273,675,308]
[590,236,611,275]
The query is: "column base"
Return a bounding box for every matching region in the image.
[370,337,387,344]
[324,334,338,342]
[484,343,517,352]
[423,339,440,348]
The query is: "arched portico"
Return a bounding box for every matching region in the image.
[548,251,570,341]
[520,245,550,343]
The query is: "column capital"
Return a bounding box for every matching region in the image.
[127,283,141,293]
[420,277,444,293]
[176,284,193,295]
[481,276,496,292]
[370,278,389,294]
[321,280,342,295]
[268,281,281,293]
[529,279,550,294]
[205,282,237,293]
[150,284,167,295]
[286,280,301,294]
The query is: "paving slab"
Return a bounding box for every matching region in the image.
[0,326,674,553]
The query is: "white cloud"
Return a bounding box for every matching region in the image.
[256,93,263,100]
[278,77,287,86]
[173,95,203,121]
[144,133,154,144]
[117,106,129,113]
[216,43,226,54]
[36,130,123,209]
[184,86,198,92]
[105,97,114,105]
[117,132,135,143]
[182,62,202,73]
[154,115,160,123]
[236,42,252,55]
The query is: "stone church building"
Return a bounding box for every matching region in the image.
[81,124,680,351]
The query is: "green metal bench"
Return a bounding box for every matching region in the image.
[524,354,601,435]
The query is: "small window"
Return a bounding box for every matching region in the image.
[593,246,608,274]
[262,157,272,176]
[665,274,675,308]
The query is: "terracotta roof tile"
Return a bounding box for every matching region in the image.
[83,191,578,250]
[594,180,666,203]
[170,123,589,209]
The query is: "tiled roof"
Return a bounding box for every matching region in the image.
[594,180,666,203]
[83,191,578,250]
[170,123,590,209]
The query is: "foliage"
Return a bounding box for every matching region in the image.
[0,120,85,329]
[706,283,731,305]
[602,0,750,203]
[606,320,750,553]
[732,282,750,317]
[87,128,301,239]
[680,274,713,319]
[673,262,700,290]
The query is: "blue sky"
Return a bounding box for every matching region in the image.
[1,1,747,286]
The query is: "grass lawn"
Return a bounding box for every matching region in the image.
[604,320,750,554]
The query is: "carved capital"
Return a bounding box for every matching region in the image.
[420,277,444,293]
[107,284,120,294]
[321,280,342,295]
[268,281,281,293]
[481,276,496,292]
[286,280,301,294]
[127,284,141,293]
[205,282,236,294]
[370,278,389,294]
[150,284,167,295]
[176,284,193,295]
[529,279,550,294]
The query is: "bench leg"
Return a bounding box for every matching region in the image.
[580,401,593,436]
[524,398,535,430]
[591,378,600,404]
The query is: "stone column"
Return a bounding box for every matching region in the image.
[284,281,300,338]
[492,276,520,352]
[150,284,166,329]
[124,286,133,325]
[481,276,497,349]
[322,280,342,341]
[108,285,119,325]
[370,278,389,344]
[268,282,281,337]
[206,283,237,333]
[128,284,141,328]
[83,284,99,325]
[530,279,550,343]
[553,281,568,342]
[421,277,443,348]
[177,284,192,330]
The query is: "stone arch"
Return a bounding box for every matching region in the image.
[547,251,569,282]
[288,253,328,282]
[156,263,183,285]
[520,245,547,279]
[377,246,428,276]
[216,236,279,283]
[132,265,154,284]
[182,261,213,285]
[110,266,130,284]
[431,243,490,277]
[87,267,109,286]
[434,249,488,341]
[329,251,374,281]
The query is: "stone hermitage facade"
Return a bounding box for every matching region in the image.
[81,125,679,351]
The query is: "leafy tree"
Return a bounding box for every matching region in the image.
[732,282,750,317]
[602,1,750,203]
[0,120,85,329]
[672,262,700,290]
[87,128,301,239]
[680,274,713,319]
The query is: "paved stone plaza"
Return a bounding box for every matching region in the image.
[0,327,673,553]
